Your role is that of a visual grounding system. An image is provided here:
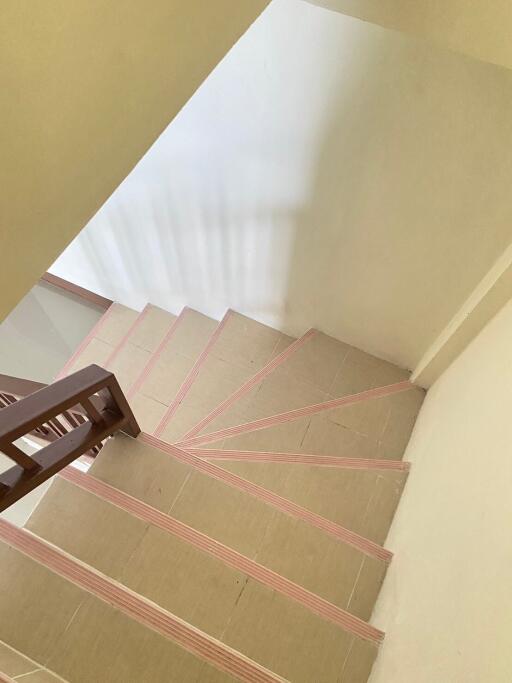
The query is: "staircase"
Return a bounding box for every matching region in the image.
[0,302,424,682]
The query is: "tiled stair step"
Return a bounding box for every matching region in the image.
[189,457,408,547]
[179,331,414,442]
[13,471,380,683]
[55,302,139,379]
[0,640,67,682]
[126,307,220,434]
[82,435,390,618]
[150,310,297,443]
[181,380,425,464]
[105,303,177,393]
[0,521,287,683]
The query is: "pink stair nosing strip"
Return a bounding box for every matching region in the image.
[177,380,413,449]
[0,519,287,683]
[0,673,15,683]
[103,303,152,369]
[140,435,393,563]
[54,303,117,381]
[153,310,234,438]
[126,307,189,400]
[180,328,317,441]
[185,448,410,471]
[60,467,384,644]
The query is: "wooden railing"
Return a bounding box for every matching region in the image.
[0,365,140,512]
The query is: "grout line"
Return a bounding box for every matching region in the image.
[0,519,288,683]
[59,467,384,643]
[103,304,151,369]
[177,381,414,449]
[140,435,393,563]
[54,303,117,381]
[126,307,188,400]
[153,311,234,438]
[180,329,317,441]
[185,449,410,470]
[0,640,69,683]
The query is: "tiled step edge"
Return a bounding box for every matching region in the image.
[61,467,384,644]
[103,303,152,369]
[140,434,393,563]
[153,310,233,437]
[178,380,413,448]
[186,449,410,471]
[54,303,117,380]
[126,307,189,399]
[0,519,287,683]
[180,328,317,441]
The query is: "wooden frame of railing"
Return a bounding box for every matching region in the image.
[0,364,140,512]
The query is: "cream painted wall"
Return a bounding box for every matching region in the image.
[370,297,512,682]
[51,0,512,370]
[0,0,269,323]
[307,0,512,71]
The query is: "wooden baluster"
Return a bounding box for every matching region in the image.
[0,442,40,471]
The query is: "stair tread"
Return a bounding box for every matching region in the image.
[156,311,294,442]
[190,333,414,440]
[0,528,376,683]
[81,435,388,617]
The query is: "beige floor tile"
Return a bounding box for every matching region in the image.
[129,392,168,433]
[159,403,208,443]
[128,305,177,353]
[358,472,407,545]
[244,366,327,418]
[254,512,368,609]
[379,385,425,457]
[222,579,353,683]
[89,434,192,512]
[322,395,392,441]
[0,544,85,666]
[341,637,378,683]
[209,312,285,371]
[94,303,139,347]
[46,596,210,683]
[0,641,37,677]
[170,470,276,559]
[278,331,350,394]
[139,349,197,406]
[25,478,149,579]
[120,526,246,638]
[219,461,402,542]
[169,309,218,358]
[330,345,395,398]
[197,664,239,682]
[301,412,381,457]
[68,337,112,373]
[219,418,312,453]
[346,556,387,621]
[108,343,152,393]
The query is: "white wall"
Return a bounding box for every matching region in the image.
[51,0,512,370]
[370,297,512,682]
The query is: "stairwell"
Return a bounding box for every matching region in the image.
[0,302,424,682]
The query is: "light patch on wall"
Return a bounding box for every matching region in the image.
[51,0,512,369]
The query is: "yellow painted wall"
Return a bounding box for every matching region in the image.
[370,296,512,682]
[0,0,269,323]
[307,1,512,70]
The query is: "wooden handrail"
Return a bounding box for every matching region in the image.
[0,364,140,511]
[0,373,47,397]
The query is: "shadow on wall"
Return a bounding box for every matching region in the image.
[50,1,512,370]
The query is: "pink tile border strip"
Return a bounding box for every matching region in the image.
[178,380,413,449]
[126,307,188,400]
[61,467,384,644]
[54,303,117,381]
[153,311,234,438]
[0,519,287,683]
[103,303,152,369]
[140,435,393,563]
[0,673,15,683]
[180,329,317,441]
[186,448,410,471]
